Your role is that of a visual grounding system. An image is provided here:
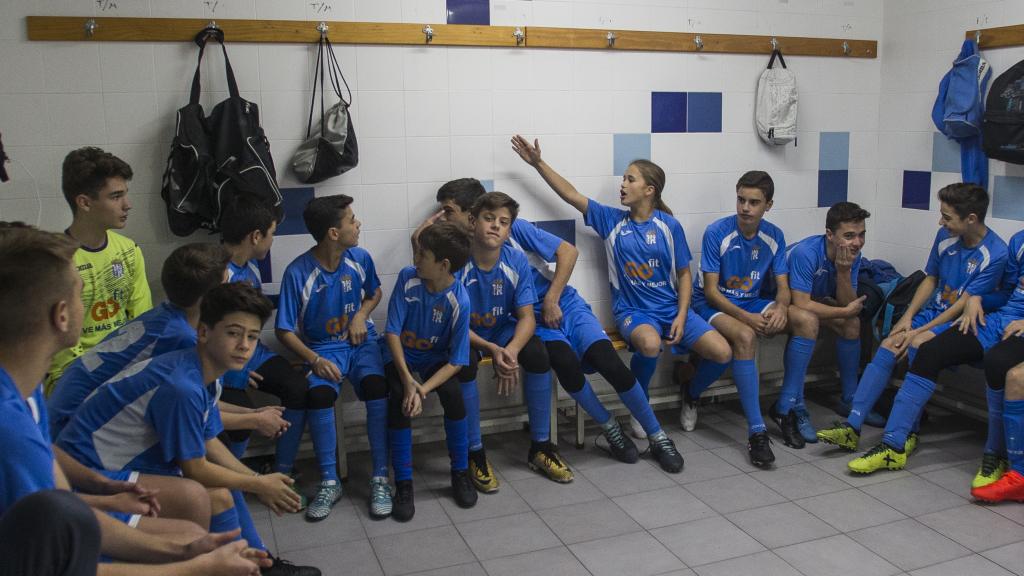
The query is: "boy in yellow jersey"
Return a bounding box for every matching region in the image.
[45,147,152,394]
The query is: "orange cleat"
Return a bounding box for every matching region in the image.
[971,469,1024,503]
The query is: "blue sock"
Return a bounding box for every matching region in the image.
[848,347,896,431]
[390,427,413,481]
[732,359,765,434]
[226,438,249,460]
[365,399,389,478]
[231,491,265,550]
[444,417,469,472]
[630,353,660,397]
[779,337,815,413]
[460,380,482,451]
[210,505,241,538]
[1005,399,1024,475]
[524,371,551,443]
[985,387,1006,456]
[308,407,339,482]
[569,378,611,426]
[689,359,730,398]
[619,382,661,435]
[275,408,306,474]
[837,337,860,404]
[883,372,935,449]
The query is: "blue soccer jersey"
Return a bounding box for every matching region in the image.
[923,227,1007,311]
[0,368,54,515]
[786,235,862,298]
[998,230,1024,318]
[459,244,537,343]
[386,266,471,370]
[227,259,262,290]
[48,302,196,437]
[693,215,788,303]
[276,249,382,352]
[584,199,691,318]
[56,349,223,477]
[507,218,580,308]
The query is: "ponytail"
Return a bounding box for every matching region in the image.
[654,197,673,216]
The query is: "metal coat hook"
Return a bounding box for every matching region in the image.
[513,27,524,46]
[770,36,778,51]
[423,24,434,43]
[606,31,616,47]
[317,21,329,37]
[842,40,850,55]
[976,30,982,45]
[84,18,97,38]
[694,35,704,50]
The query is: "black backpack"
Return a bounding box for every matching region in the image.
[982,58,1024,164]
[160,28,281,236]
[879,270,927,338]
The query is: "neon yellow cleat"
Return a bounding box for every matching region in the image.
[817,423,860,451]
[848,443,907,474]
[971,453,1009,489]
[905,432,919,456]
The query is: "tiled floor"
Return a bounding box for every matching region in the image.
[250,394,1024,576]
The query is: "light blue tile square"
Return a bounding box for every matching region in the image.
[932,132,961,174]
[993,175,1024,221]
[819,132,850,171]
[480,179,495,192]
[614,133,651,176]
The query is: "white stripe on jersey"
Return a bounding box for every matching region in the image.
[499,262,520,288]
[937,236,959,255]
[1016,242,1024,263]
[507,237,557,281]
[404,276,422,293]
[93,388,161,472]
[81,322,149,372]
[718,230,739,257]
[298,268,323,338]
[979,245,992,272]
[247,261,260,279]
[344,257,367,284]
[604,218,629,292]
[652,217,678,290]
[758,230,779,256]
[446,291,461,329]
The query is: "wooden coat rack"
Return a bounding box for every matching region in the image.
[27,16,877,58]
[969,24,1024,50]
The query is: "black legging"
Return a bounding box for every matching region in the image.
[219,355,309,443]
[0,490,100,576]
[386,361,466,429]
[305,374,388,409]
[909,327,984,382]
[456,335,551,382]
[546,338,635,394]
[984,336,1024,390]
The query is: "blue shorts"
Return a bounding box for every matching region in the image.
[309,339,387,397]
[910,308,952,336]
[107,509,142,528]
[222,341,277,390]
[692,296,775,323]
[616,307,715,355]
[976,311,1022,350]
[534,294,610,359]
[478,322,518,349]
[99,469,140,483]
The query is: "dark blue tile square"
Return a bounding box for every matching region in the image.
[817,170,849,207]
[902,170,931,210]
[257,254,272,284]
[686,92,722,133]
[276,187,315,236]
[447,0,489,25]
[535,219,575,246]
[652,92,687,133]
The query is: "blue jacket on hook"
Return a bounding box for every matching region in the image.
[932,38,992,188]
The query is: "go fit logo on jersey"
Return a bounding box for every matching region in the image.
[90,298,122,321]
[401,330,438,350]
[325,314,350,336]
[939,284,959,307]
[471,307,504,328]
[623,260,656,280]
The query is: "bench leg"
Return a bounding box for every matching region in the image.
[575,402,585,449]
[550,375,559,447]
[334,400,348,482]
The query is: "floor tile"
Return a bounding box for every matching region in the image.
[775,534,901,576]
[581,459,677,497]
[407,563,486,576]
[684,473,786,514]
[749,462,853,499]
[651,515,765,567]
[371,525,475,575]
[916,504,1024,552]
[982,541,1024,575]
[438,477,532,523]
[726,502,838,548]
[908,554,1014,576]
[457,511,562,560]
[482,546,591,576]
[903,445,973,475]
[284,539,383,576]
[537,497,643,544]
[569,531,687,576]
[711,442,804,472]
[671,450,745,485]
[848,519,971,571]
[270,499,367,553]
[861,476,967,517]
[917,462,976,497]
[693,550,802,576]
[509,473,606,510]
[683,427,738,450]
[811,452,913,487]
[795,488,907,532]
[613,485,717,529]
[355,496,452,539]
[991,501,1024,527]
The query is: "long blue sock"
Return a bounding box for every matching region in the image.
[231,491,265,550]
[1005,399,1024,475]
[524,371,551,443]
[569,379,611,425]
[210,505,241,538]
[308,407,339,482]
[883,372,935,449]
[365,399,389,478]
[619,382,661,435]
[848,347,896,431]
[275,408,306,474]
[390,427,413,481]
[226,438,249,460]
[837,337,860,404]
[630,353,660,397]
[732,359,765,434]
[443,417,468,472]
[779,337,815,413]
[460,380,482,451]
[689,359,730,399]
[985,387,1006,456]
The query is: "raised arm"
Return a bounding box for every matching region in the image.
[511,135,589,215]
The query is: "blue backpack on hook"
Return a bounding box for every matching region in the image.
[931,38,991,186]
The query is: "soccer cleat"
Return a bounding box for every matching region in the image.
[451,469,478,509]
[391,480,415,522]
[647,432,684,473]
[905,432,919,456]
[971,469,1024,503]
[748,431,775,468]
[262,555,321,576]
[305,480,342,522]
[369,476,393,519]
[628,415,647,440]
[835,399,886,428]
[792,406,818,444]
[288,480,308,512]
[599,420,640,463]
[816,422,860,451]
[528,443,574,483]
[848,443,906,474]
[769,403,805,449]
[680,388,698,432]
[468,452,500,494]
[971,453,1009,489]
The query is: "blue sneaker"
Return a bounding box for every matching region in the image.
[836,399,886,428]
[792,406,818,444]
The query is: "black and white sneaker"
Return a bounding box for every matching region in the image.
[598,420,639,463]
[748,431,775,468]
[769,402,805,449]
[647,431,684,473]
[391,480,415,522]
[451,469,478,509]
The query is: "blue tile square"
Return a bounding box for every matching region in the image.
[932,132,961,174]
[614,134,652,175]
[480,179,495,192]
[276,187,315,236]
[535,219,575,246]
[819,132,850,171]
[817,170,849,207]
[257,254,272,284]
[652,92,687,133]
[686,92,722,133]
[447,0,489,25]
[993,175,1024,221]
[902,170,931,210]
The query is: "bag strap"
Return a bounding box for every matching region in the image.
[189,27,241,106]
[324,36,353,106]
[767,49,787,70]
[305,36,327,140]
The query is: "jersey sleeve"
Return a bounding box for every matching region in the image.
[149,382,210,464]
[274,265,303,334]
[0,410,55,512]
[700,225,723,275]
[513,254,538,309]
[510,219,561,261]
[385,270,411,337]
[448,290,471,366]
[671,220,692,272]
[127,245,153,320]
[985,238,1022,310]
[582,199,620,239]
[787,244,816,294]
[203,401,223,440]
[362,251,382,297]
[965,244,1008,297]
[771,227,789,276]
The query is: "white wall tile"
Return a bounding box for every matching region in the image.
[492,90,533,136]
[406,136,451,183]
[403,47,449,91]
[451,136,494,179]
[306,0,356,20]
[99,45,156,93]
[260,90,314,142]
[46,93,107,146]
[448,48,493,91]
[529,90,575,135]
[258,44,314,93]
[357,47,405,91]
[254,0,304,19]
[356,183,409,230]
[571,91,614,134]
[571,133,613,177]
[532,1,574,28]
[354,0,402,22]
[356,90,406,138]
[0,94,51,146]
[449,91,493,136]
[404,91,450,137]
[401,0,445,23]
[103,92,160,145]
[357,137,407,184]
[492,49,532,91]
[42,44,101,93]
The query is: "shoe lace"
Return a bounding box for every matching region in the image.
[862,443,890,458]
[603,422,628,450]
[371,480,391,503]
[650,434,680,458]
[793,406,812,427]
[538,445,566,469]
[749,432,772,451]
[980,453,1002,476]
[311,484,337,509]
